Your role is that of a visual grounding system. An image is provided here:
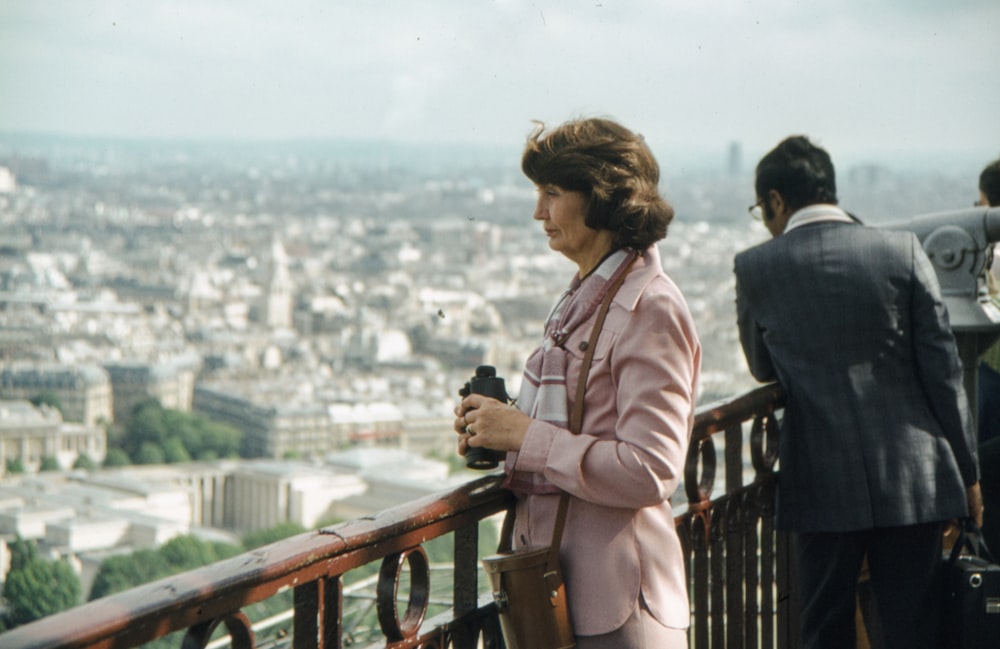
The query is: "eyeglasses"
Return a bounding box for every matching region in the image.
[748,201,765,221]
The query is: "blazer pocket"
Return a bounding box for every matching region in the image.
[563,325,619,364]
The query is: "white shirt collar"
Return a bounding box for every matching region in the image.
[785,204,855,233]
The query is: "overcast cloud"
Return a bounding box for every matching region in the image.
[1,0,998,167]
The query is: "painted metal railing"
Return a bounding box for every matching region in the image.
[0,382,789,649]
[681,382,792,649]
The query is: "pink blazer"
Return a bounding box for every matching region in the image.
[509,245,701,635]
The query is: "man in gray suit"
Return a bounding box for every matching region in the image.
[734,136,983,649]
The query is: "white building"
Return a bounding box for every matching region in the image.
[324,448,469,521]
[0,362,114,428]
[225,461,367,532]
[0,399,107,473]
[0,166,16,193]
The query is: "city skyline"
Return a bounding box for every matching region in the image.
[1,1,998,171]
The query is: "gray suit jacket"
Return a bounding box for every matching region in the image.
[734,220,979,532]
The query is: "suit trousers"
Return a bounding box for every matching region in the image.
[795,521,945,649]
[980,436,1000,552]
[977,361,1000,444]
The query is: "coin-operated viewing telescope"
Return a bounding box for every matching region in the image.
[883,206,1000,333]
[882,206,1000,426]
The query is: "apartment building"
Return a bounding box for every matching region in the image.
[0,400,106,472]
[0,362,113,427]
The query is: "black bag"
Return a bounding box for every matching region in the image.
[942,519,1000,649]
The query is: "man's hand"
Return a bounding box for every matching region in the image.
[967,482,984,528]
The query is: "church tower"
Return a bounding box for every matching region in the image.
[264,237,294,330]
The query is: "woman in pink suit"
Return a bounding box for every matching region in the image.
[454,117,701,648]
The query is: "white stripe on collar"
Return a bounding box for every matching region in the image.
[785,204,855,232]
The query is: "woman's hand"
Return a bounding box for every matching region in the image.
[453,393,531,455]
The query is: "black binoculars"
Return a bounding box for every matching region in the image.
[458,365,510,470]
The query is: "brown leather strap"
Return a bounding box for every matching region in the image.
[569,255,636,436]
[496,254,638,560]
[545,492,571,574]
[546,254,638,572]
[497,499,516,553]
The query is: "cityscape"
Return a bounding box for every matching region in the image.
[0,132,987,628]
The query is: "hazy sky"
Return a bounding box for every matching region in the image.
[1,1,998,167]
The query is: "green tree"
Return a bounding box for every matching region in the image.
[73,454,96,470]
[242,522,307,550]
[8,536,38,572]
[5,457,24,474]
[103,448,131,467]
[179,413,241,460]
[162,437,192,463]
[126,400,170,458]
[29,391,63,414]
[166,409,200,456]
[39,455,61,472]
[210,541,243,562]
[3,557,81,627]
[120,400,242,463]
[160,535,221,570]
[88,549,166,600]
[88,523,427,646]
[88,537,241,601]
[136,441,166,465]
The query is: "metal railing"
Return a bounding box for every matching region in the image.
[0,382,789,649]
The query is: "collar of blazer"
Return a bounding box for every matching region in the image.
[784,204,856,233]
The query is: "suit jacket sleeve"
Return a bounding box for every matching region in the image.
[735,255,776,382]
[909,235,980,485]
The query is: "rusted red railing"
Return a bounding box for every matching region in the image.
[0,382,789,649]
[681,382,792,649]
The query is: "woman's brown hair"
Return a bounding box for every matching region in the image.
[521,117,674,249]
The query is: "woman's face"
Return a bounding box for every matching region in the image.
[533,184,613,275]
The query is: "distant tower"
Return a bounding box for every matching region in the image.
[0,167,16,193]
[264,237,294,329]
[727,141,743,177]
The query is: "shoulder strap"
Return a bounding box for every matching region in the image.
[546,254,638,567]
[497,254,638,558]
[569,254,636,435]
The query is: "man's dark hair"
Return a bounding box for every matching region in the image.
[755,135,838,212]
[980,158,1000,207]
